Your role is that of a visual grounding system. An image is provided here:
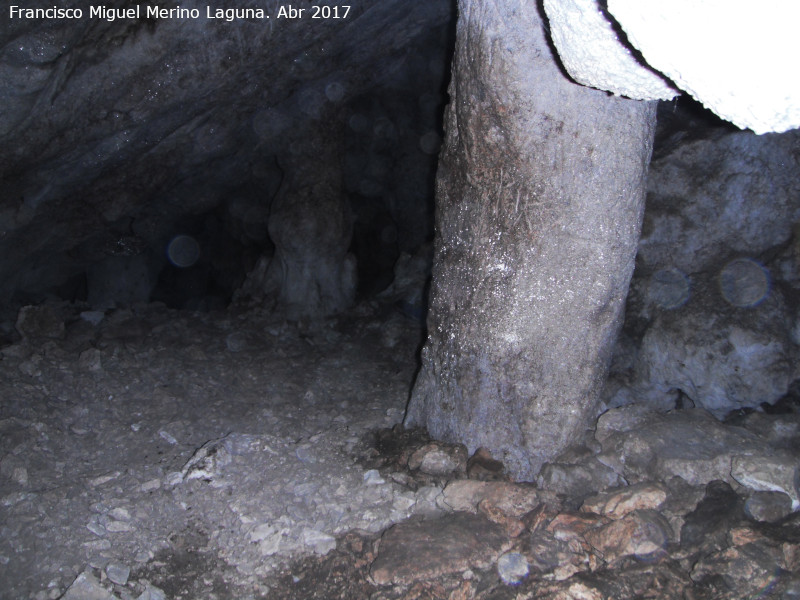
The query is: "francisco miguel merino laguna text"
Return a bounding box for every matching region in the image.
[6,5,339,22]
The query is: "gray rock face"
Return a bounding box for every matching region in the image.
[606,129,800,416]
[0,0,452,319]
[639,130,800,276]
[405,0,656,480]
[625,291,797,416]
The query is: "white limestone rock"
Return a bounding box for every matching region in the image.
[542,0,676,100]
[608,0,800,134]
[545,0,800,133]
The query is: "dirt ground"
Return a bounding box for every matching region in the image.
[2,300,799,600]
[0,300,424,599]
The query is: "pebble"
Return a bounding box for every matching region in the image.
[136,586,167,600]
[106,562,130,585]
[106,520,134,533]
[581,482,667,518]
[302,528,337,555]
[158,430,178,445]
[109,507,131,521]
[140,478,161,492]
[86,520,107,537]
[583,510,671,563]
[744,491,793,523]
[363,469,385,485]
[61,571,116,600]
[497,552,529,585]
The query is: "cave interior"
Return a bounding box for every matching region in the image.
[1,1,799,599]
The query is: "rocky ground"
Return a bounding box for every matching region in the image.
[1,300,799,600]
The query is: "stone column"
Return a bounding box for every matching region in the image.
[266,111,356,319]
[405,0,657,480]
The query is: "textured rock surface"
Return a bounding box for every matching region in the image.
[583,509,672,564]
[2,313,798,599]
[629,294,796,416]
[598,410,730,482]
[369,512,512,585]
[606,129,800,416]
[744,491,794,523]
[608,0,800,133]
[0,0,451,323]
[543,0,677,101]
[0,301,428,599]
[731,454,800,509]
[581,482,667,519]
[405,0,656,481]
[638,130,800,276]
[545,0,800,133]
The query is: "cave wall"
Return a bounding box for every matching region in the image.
[0,0,453,327]
[606,123,800,417]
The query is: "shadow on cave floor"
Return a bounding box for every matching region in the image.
[0,300,798,600]
[0,299,423,599]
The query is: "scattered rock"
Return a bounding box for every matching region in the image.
[583,510,672,564]
[596,408,762,486]
[594,404,655,442]
[581,482,667,519]
[302,528,337,556]
[546,512,609,542]
[466,447,507,481]
[690,542,788,597]
[439,480,558,518]
[537,457,626,501]
[681,480,744,554]
[15,304,65,341]
[526,528,597,581]
[497,552,529,585]
[61,571,117,600]
[369,512,512,585]
[180,435,233,481]
[744,491,794,523]
[105,562,130,585]
[407,441,468,476]
[135,586,166,600]
[731,453,800,508]
[364,469,385,485]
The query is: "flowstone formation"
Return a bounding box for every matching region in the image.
[407,0,800,481]
[405,0,657,480]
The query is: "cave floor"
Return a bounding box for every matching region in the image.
[0,301,424,599]
[1,301,798,600]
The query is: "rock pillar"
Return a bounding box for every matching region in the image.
[267,114,356,318]
[405,0,657,480]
